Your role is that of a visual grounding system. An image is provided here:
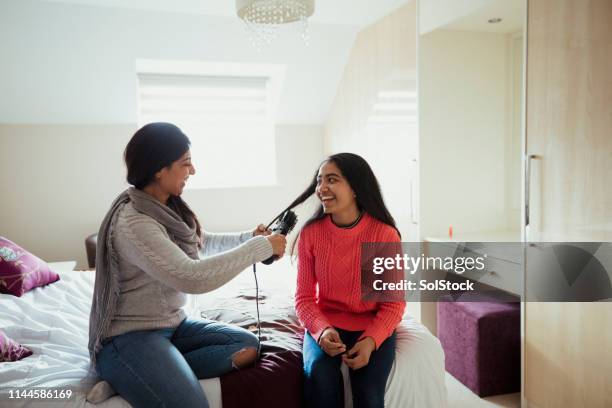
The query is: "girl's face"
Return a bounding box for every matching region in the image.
[156,150,196,197]
[316,161,357,215]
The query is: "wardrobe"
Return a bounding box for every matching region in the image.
[418,0,612,406]
[523,1,611,407]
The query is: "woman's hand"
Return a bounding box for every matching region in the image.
[253,224,272,237]
[318,328,346,357]
[342,337,375,370]
[266,234,287,257]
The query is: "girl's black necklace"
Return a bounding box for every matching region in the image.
[333,211,363,229]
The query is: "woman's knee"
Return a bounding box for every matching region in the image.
[238,329,260,350]
[230,329,259,368]
[241,328,260,347]
[231,346,258,369]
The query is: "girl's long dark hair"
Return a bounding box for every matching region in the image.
[282,153,400,255]
[124,122,202,243]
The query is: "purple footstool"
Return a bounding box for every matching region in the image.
[437,298,520,397]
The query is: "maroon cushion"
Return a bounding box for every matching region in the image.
[0,330,33,362]
[0,237,60,297]
[201,298,304,408]
[220,350,303,408]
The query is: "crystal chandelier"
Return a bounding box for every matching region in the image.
[236,0,315,50]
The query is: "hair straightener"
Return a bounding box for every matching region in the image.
[252,210,298,354]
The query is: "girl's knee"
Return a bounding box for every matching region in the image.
[305,356,338,379]
[351,375,387,404]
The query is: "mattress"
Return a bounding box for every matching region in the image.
[0,259,447,408]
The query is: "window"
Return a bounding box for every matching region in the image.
[138,71,278,189]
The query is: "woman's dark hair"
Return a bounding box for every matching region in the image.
[286,152,400,254]
[124,122,202,243]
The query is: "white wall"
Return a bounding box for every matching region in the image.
[183,124,324,233]
[0,124,323,268]
[0,0,358,124]
[324,2,419,242]
[323,2,419,319]
[419,29,520,239]
[0,0,337,267]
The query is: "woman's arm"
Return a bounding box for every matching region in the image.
[200,230,253,257]
[115,214,272,294]
[295,231,332,342]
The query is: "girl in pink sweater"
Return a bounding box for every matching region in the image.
[290,153,406,408]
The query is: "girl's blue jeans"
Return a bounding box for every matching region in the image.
[302,328,396,408]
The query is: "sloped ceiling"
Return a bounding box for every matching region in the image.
[39,0,409,27]
[0,0,410,124]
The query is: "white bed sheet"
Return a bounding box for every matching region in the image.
[0,266,220,408]
[0,259,447,408]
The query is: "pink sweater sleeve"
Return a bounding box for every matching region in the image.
[359,229,406,349]
[295,230,332,342]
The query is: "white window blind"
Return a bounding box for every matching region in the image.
[138,73,276,189]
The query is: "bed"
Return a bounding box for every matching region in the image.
[0,259,447,408]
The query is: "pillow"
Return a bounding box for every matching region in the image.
[0,237,60,297]
[0,330,33,362]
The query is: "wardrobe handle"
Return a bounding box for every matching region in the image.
[525,154,538,226]
[410,180,415,223]
[411,158,418,224]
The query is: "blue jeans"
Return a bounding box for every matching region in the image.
[303,328,396,408]
[95,318,259,408]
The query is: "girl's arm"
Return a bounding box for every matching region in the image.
[359,301,405,349]
[295,231,332,342]
[359,228,406,348]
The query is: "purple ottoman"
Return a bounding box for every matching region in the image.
[437,299,520,397]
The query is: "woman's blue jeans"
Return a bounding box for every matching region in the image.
[95,318,259,408]
[303,328,396,408]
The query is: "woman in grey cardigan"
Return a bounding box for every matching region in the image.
[88,122,286,408]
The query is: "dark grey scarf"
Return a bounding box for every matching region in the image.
[88,188,200,366]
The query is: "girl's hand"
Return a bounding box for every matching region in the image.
[342,337,376,370]
[253,224,272,236]
[319,328,346,357]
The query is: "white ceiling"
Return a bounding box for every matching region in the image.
[442,0,525,34]
[38,0,409,27]
[5,0,408,124]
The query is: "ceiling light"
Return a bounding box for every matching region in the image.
[236,0,315,50]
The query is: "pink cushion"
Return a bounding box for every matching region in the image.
[0,331,33,362]
[0,237,60,297]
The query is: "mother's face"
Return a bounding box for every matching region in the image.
[156,150,196,197]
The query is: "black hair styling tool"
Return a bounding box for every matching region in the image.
[261,210,298,265]
[252,209,297,355]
